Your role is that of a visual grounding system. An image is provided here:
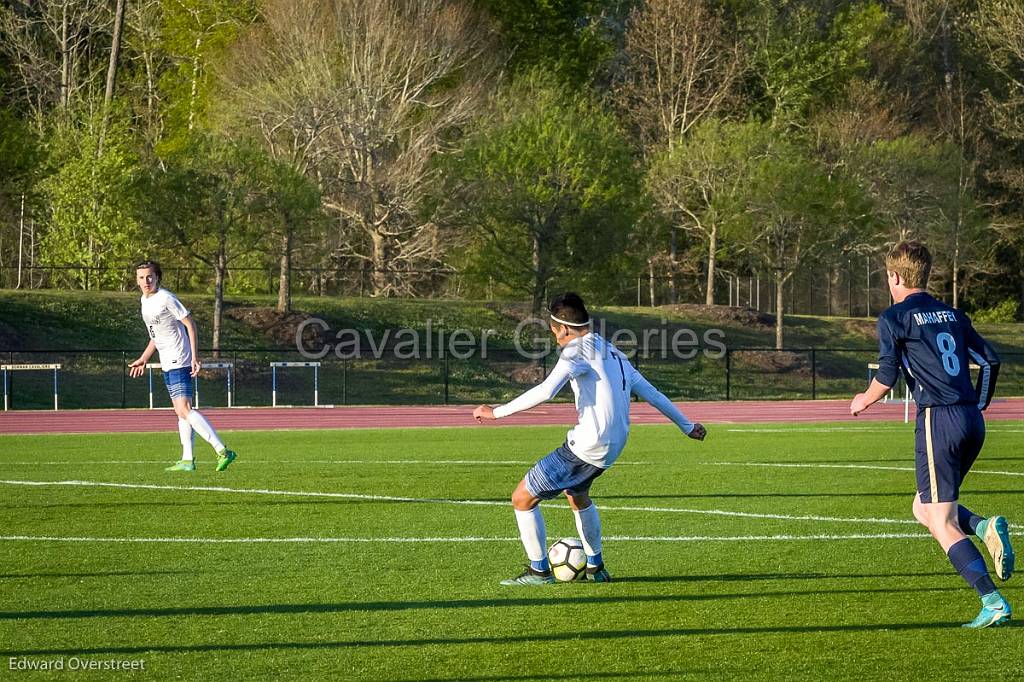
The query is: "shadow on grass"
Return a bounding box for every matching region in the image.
[0,584,965,622]
[612,570,954,584]
[7,620,1008,657]
[0,569,192,579]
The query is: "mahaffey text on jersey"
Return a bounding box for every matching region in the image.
[913,311,957,326]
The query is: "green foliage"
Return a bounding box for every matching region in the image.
[156,0,258,154]
[474,0,625,85]
[446,71,641,312]
[744,0,892,125]
[37,119,145,289]
[971,298,1020,323]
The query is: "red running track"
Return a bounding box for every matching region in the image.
[2,399,1024,435]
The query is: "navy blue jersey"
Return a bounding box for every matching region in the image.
[875,292,1000,410]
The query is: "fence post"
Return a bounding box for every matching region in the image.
[811,348,817,400]
[121,351,127,408]
[725,348,731,401]
[443,348,450,405]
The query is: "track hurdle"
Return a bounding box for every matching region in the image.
[867,361,980,424]
[147,362,235,408]
[271,361,320,407]
[1,363,61,411]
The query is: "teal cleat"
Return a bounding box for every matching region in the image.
[165,460,196,472]
[585,564,612,583]
[978,515,1015,581]
[500,566,555,586]
[215,450,237,472]
[962,595,1011,629]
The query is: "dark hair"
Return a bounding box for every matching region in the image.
[135,259,162,281]
[549,292,590,325]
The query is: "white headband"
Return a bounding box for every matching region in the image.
[550,314,591,328]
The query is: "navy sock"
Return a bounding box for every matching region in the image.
[530,558,550,572]
[947,538,997,597]
[957,505,983,536]
[586,552,603,568]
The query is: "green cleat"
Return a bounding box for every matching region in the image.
[978,516,1015,581]
[165,460,196,472]
[500,566,555,586]
[215,450,237,472]
[585,564,612,583]
[962,595,1011,629]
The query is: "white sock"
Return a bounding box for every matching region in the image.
[186,409,225,454]
[573,504,603,558]
[514,507,547,562]
[177,418,194,461]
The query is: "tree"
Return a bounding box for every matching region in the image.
[737,130,872,347]
[445,72,641,316]
[647,118,769,305]
[0,0,110,126]
[613,0,742,303]
[216,0,499,297]
[474,0,624,86]
[37,118,145,290]
[145,135,269,350]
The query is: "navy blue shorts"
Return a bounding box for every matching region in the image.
[525,443,606,500]
[915,404,985,503]
[163,367,194,401]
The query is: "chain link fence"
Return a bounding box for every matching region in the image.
[2,347,1021,410]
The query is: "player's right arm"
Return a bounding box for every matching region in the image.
[474,355,579,421]
[852,315,900,415]
[128,340,157,378]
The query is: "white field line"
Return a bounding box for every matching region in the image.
[0,479,917,525]
[707,462,1024,478]
[0,533,930,545]
[0,459,656,467]
[727,427,1024,433]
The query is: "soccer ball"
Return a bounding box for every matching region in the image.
[547,537,587,582]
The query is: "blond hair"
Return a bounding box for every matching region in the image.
[885,241,931,289]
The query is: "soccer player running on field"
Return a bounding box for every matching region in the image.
[128,260,237,472]
[850,241,1014,628]
[473,293,706,585]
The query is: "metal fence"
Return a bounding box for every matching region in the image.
[2,347,1021,410]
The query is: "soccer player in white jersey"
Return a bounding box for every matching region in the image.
[127,260,237,472]
[474,292,706,585]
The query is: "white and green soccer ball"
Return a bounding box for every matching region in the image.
[547,537,587,582]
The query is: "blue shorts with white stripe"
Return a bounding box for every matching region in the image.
[915,403,984,503]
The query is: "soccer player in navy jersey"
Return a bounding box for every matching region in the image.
[474,293,706,585]
[850,241,1013,628]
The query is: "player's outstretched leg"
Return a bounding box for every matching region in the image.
[174,399,237,471]
[976,515,1015,582]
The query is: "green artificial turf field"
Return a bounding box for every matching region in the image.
[1,422,1021,680]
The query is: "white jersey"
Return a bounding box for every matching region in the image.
[493,333,694,468]
[140,288,192,372]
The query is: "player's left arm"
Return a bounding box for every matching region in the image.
[964,318,1000,410]
[628,368,704,441]
[182,315,201,377]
